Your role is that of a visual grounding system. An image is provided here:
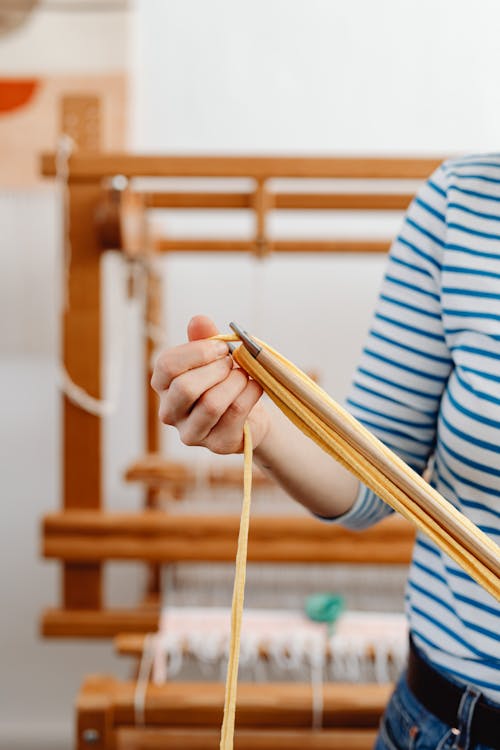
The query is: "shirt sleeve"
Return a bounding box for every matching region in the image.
[333,163,454,530]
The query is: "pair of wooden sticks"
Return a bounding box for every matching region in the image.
[216,325,500,749]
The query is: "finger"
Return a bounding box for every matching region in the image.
[204,379,263,454]
[188,314,219,342]
[151,338,228,393]
[158,356,232,425]
[179,369,249,446]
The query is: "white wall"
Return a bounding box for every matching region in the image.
[130,0,500,462]
[5,0,500,747]
[132,0,500,154]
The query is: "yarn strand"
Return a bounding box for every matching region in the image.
[219,421,253,749]
[213,330,500,749]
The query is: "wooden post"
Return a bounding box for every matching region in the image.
[144,262,163,598]
[76,676,114,750]
[253,178,273,257]
[63,180,104,609]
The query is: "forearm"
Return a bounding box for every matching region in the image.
[253,403,359,518]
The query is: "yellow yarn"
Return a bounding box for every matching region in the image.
[213,332,500,748]
[219,421,252,750]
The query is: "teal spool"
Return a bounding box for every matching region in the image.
[305,593,345,634]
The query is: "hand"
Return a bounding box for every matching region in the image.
[151,315,270,454]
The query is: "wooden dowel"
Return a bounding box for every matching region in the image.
[275,193,414,211]
[145,192,253,209]
[155,238,391,253]
[42,512,414,564]
[42,607,159,638]
[143,191,414,211]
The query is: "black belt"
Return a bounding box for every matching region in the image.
[407,637,500,749]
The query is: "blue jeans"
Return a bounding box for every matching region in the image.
[375,673,496,750]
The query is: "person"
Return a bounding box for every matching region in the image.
[151,155,500,750]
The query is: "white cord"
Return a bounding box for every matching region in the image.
[58,366,117,418]
[55,134,74,312]
[134,633,156,726]
[311,658,324,730]
[55,139,159,418]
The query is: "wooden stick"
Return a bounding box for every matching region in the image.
[41,153,445,181]
[155,238,391,254]
[142,191,414,211]
[232,342,500,599]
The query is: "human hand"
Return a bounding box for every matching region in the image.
[151,315,270,453]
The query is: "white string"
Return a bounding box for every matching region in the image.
[311,658,324,730]
[57,366,117,418]
[55,133,74,312]
[56,256,128,417]
[54,146,166,418]
[134,633,156,726]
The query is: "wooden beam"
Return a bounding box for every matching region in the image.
[82,678,391,728]
[43,512,414,564]
[41,607,160,638]
[116,727,379,749]
[77,675,114,750]
[40,153,444,181]
[144,191,253,209]
[63,181,104,610]
[155,238,391,254]
[144,191,414,211]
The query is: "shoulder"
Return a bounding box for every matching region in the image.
[419,153,500,215]
[437,152,500,185]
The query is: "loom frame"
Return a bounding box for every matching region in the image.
[40,153,444,749]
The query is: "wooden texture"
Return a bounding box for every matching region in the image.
[78,677,391,728]
[144,265,162,596]
[77,675,114,750]
[41,153,443,180]
[116,728,378,750]
[63,181,103,610]
[144,271,161,456]
[42,607,160,638]
[116,727,377,750]
[143,191,414,211]
[155,238,391,254]
[43,511,415,564]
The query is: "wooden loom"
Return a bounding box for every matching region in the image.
[40,152,445,750]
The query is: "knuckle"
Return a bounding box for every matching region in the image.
[158,403,173,425]
[227,399,246,419]
[179,426,198,447]
[199,393,221,419]
[173,377,196,404]
[157,351,174,380]
[208,437,232,455]
[158,406,172,424]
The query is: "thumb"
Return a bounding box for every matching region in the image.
[187,314,219,342]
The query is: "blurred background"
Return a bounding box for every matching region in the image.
[2,0,500,747]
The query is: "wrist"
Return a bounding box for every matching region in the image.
[252,405,284,467]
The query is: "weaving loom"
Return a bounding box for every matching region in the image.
[40,151,452,749]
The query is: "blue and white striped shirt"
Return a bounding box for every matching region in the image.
[341,155,500,702]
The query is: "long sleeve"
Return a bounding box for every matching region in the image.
[338,164,454,530]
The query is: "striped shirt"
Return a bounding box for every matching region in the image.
[340,155,500,702]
